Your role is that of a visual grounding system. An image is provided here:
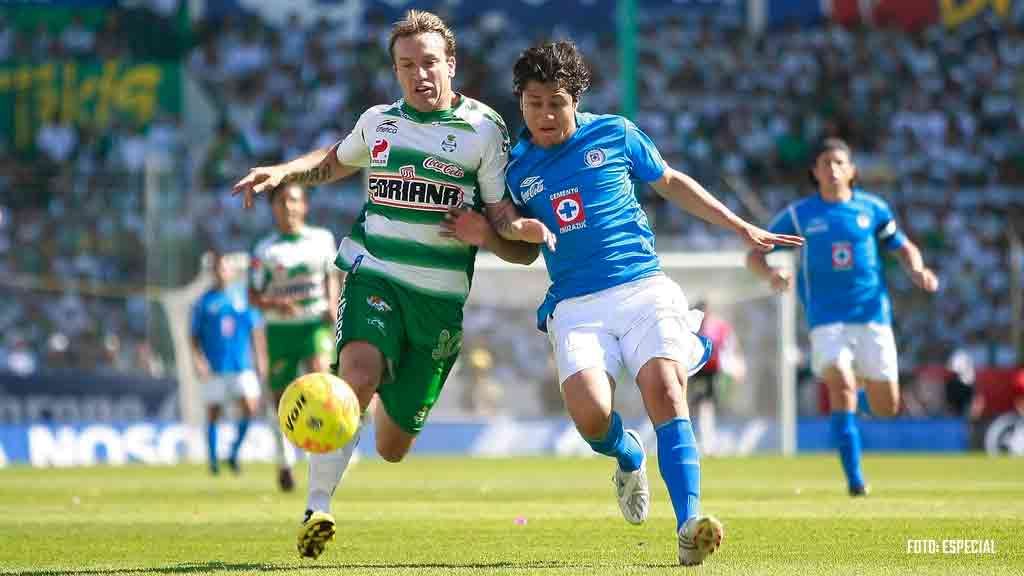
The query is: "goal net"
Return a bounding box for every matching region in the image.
[439,251,798,455]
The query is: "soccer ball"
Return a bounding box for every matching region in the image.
[278,372,360,453]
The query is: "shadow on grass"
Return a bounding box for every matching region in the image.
[5,559,608,575]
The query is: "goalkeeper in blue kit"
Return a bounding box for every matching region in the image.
[748,138,939,496]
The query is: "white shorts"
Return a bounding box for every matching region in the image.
[809,322,899,383]
[202,370,262,406]
[546,274,706,386]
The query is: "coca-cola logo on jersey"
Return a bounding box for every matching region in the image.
[423,156,465,179]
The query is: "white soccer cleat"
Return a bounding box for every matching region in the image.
[678,515,724,566]
[614,429,650,525]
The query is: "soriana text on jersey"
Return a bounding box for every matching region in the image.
[368,174,464,211]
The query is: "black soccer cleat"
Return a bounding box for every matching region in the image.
[849,485,870,497]
[297,509,336,559]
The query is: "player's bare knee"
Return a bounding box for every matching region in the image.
[640,375,686,409]
[375,441,410,463]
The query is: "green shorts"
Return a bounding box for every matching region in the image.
[266,320,334,392]
[334,271,463,435]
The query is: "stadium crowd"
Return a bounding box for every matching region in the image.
[1,5,1021,417]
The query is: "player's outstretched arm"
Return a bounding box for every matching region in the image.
[441,207,540,265]
[232,142,361,209]
[651,167,804,252]
[894,239,939,292]
[484,199,557,251]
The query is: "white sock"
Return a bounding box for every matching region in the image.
[307,426,361,513]
[269,410,297,469]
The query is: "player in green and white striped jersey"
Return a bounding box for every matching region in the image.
[249,184,340,492]
[233,10,551,560]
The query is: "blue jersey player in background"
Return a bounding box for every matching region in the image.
[748,138,939,496]
[443,40,803,567]
[191,252,268,475]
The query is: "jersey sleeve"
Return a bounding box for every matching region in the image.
[335,110,373,168]
[478,115,511,204]
[873,198,907,251]
[766,205,799,251]
[506,181,522,207]
[624,118,666,182]
[768,208,797,235]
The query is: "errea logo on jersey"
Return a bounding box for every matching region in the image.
[376,119,399,134]
[370,138,390,167]
[368,174,463,212]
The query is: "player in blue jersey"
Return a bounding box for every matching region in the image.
[747,138,939,496]
[191,252,268,475]
[443,41,803,566]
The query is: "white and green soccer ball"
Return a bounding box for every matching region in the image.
[278,372,360,453]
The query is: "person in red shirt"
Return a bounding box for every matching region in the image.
[689,299,746,455]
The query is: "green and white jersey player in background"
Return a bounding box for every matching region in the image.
[233,10,546,560]
[249,184,340,492]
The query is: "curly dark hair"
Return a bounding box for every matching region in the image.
[513,40,591,102]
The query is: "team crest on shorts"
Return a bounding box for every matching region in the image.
[550,188,587,233]
[584,148,606,167]
[366,295,392,313]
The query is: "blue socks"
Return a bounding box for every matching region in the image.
[206,421,218,473]
[856,389,873,416]
[230,418,250,464]
[656,417,700,530]
[831,411,865,491]
[584,411,644,472]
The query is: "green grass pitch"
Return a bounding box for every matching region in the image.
[0,455,1020,575]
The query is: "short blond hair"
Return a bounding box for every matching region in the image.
[388,10,456,63]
